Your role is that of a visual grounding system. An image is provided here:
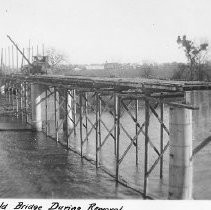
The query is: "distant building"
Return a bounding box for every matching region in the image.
[104,62,122,70]
[121,63,134,70]
[85,64,104,70]
[73,67,83,71]
[104,62,135,71]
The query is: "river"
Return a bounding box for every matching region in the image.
[0,90,211,199]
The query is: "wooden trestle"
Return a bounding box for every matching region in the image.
[1,74,210,199]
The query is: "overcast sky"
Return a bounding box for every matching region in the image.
[1,0,211,64]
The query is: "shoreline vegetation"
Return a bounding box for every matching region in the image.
[50,61,211,81]
[2,36,210,82]
[47,35,211,82]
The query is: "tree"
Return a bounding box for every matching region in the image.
[142,61,154,78]
[46,48,67,67]
[177,35,209,80]
[172,63,187,80]
[46,48,69,75]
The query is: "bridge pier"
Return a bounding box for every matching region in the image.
[45,87,56,137]
[63,89,74,146]
[31,83,45,131]
[168,106,193,199]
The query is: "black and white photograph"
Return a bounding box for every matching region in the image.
[0,0,211,207]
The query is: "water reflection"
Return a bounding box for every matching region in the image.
[0,122,141,199]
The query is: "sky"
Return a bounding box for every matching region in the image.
[0,0,211,64]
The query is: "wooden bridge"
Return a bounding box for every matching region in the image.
[1,73,211,199]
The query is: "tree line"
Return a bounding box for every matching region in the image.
[48,35,210,81]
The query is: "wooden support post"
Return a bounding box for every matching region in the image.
[144,96,150,197]
[8,82,11,103]
[79,94,83,157]
[72,89,76,136]
[10,83,13,111]
[45,88,48,136]
[27,82,30,123]
[10,83,12,104]
[12,84,15,112]
[13,84,15,109]
[168,106,192,200]
[135,99,138,166]
[96,92,99,167]
[24,82,27,123]
[5,82,7,100]
[99,97,102,146]
[114,94,120,181]
[8,83,11,103]
[16,84,19,117]
[20,83,23,121]
[64,89,69,147]
[54,87,58,141]
[5,82,8,100]
[160,99,164,178]
[18,83,21,118]
[85,93,88,141]
[9,83,11,100]
[68,90,74,130]
[114,95,117,156]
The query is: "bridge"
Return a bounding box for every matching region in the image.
[1,73,211,199]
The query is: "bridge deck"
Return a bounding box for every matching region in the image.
[4,74,211,93]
